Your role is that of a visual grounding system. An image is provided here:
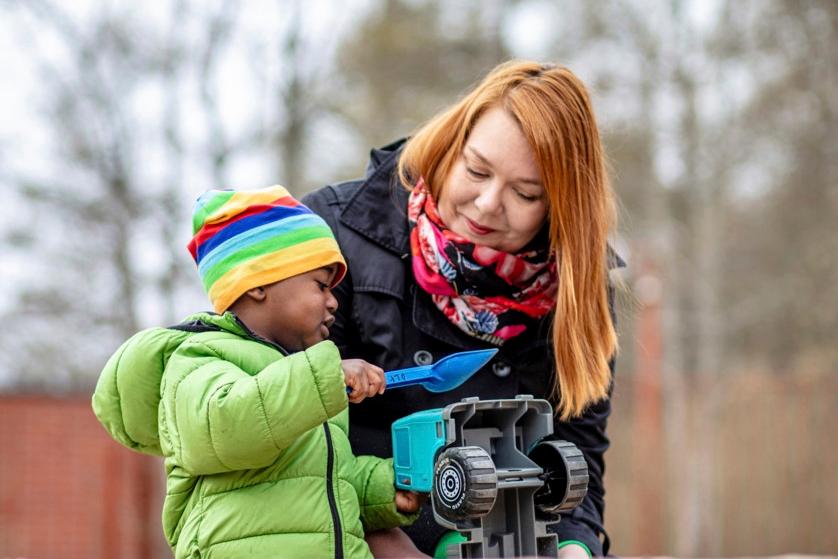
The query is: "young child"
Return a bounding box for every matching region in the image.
[92,185,421,559]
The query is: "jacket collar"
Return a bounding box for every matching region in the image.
[182,311,248,336]
[339,139,411,256]
[182,311,290,355]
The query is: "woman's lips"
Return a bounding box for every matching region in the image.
[464,216,496,236]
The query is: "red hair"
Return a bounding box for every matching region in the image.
[398,60,617,419]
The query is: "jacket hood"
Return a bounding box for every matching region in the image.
[91,312,245,456]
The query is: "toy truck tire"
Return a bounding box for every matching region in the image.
[433,446,498,521]
[529,440,589,514]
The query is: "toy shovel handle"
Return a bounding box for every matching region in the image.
[346,364,433,393]
[384,365,435,389]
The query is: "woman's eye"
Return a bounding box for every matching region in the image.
[516,190,539,202]
[466,167,489,179]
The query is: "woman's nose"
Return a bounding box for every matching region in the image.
[473,181,503,215]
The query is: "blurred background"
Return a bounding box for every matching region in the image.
[0,0,836,557]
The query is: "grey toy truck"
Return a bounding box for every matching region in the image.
[392,395,590,558]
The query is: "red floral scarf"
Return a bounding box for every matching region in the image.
[407,178,558,345]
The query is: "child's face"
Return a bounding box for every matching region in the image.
[259,265,339,352]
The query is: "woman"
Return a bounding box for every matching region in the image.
[303,60,621,558]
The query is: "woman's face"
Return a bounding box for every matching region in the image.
[437,105,548,253]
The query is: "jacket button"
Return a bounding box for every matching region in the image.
[492,362,512,378]
[414,350,433,366]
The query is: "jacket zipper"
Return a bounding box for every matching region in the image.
[232,313,342,555]
[229,313,345,554]
[323,423,343,559]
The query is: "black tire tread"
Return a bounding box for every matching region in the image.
[434,446,498,520]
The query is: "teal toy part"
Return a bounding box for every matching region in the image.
[392,408,446,491]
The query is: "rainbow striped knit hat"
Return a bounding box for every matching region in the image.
[187,185,347,313]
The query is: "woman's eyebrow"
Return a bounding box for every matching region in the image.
[466,146,542,186]
[465,146,492,167]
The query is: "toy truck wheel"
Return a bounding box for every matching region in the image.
[529,440,589,514]
[433,446,498,521]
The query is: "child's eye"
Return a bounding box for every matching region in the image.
[466,167,489,180]
[316,281,329,291]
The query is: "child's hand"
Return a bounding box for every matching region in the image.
[341,359,385,403]
[395,490,424,513]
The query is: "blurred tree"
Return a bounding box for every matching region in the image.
[537,0,837,554]
[720,0,838,374]
[328,0,513,168]
[264,0,348,193]
[0,0,394,390]
[0,1,247,391]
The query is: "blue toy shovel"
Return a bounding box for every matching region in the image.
[348,348,498,394]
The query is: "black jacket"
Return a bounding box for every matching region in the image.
[303,139,617,556]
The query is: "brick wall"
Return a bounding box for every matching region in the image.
[0,396,170,559]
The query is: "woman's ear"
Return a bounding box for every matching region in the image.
[244,286,267,302]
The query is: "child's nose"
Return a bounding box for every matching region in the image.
[326,291,338,313]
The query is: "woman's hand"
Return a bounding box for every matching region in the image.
[341,358,385,403]
[395,490,424,513]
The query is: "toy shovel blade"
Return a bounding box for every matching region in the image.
[384,348,498,393]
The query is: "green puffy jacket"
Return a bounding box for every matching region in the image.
[92,311,416,559]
